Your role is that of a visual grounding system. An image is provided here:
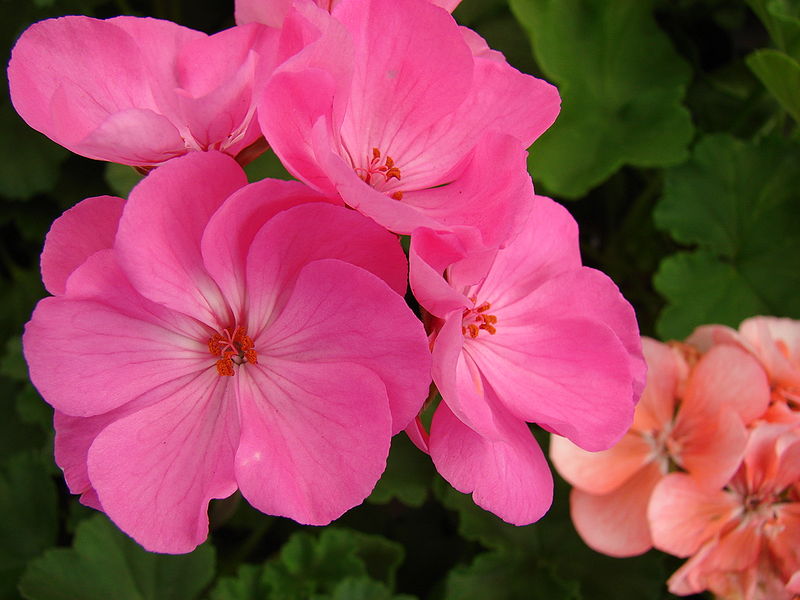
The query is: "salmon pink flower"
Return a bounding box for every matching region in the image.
[649,423,800,599]
[8,16,278,168]
[689,317,800,423]
[258,0,559,252]
[408,196,645,525]
[23,151,431,553]
[550,338,771,557]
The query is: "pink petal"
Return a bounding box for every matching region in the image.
[333,0,473,170]
[174,24,273,153]
[8,16,159,152]
[235,360,391,525]
[53,389,163,509]
[77,108,185,165]
[409,39,560,153]
[405,417,430,454]
[40,195,124,296]
[569,460,663,557]
[472,196,581,308]
[238,202,408,333]
[398,133,535,246]
[54,410,109,509]
[88,371,239,553]
[115,151,248,325]
[549,432,654,495]
[429,397,553,525]
[251,259,430,435]
[236,0,294,26]
[430,314,502,437]
[648,473,740,558]
[24,251,211,417]
[408,228,473,319]
[201,179,339,320]
[681,344,770,426]
[501,266,645,402]
[260,71,342,195]
[467,310,635,451]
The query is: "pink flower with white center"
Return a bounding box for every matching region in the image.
[235,0,462,28]
[649,423,800,599]
[258,0,559,252]
[23,151,431,553]
[8,16,279,168]
[689,317,800,423]
[407,196,646,525]
[550,339,770,557]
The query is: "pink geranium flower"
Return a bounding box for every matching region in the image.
[23,151,431,553]
[689,317,800,423]
[258,0,559,251]
[8,16,278,168]
[649,423,800,599]
[407,196,645,525]
[550,339,770,556]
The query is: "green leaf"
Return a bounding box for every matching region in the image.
[0,451,58,599]
[444,550,580,600]
[208,564,265,600]
[104,162,143,198]
[509,0,693,197]
[654,134,800,338]
[746,49,800,124]
[747,0,800,59]
[0,105,67,200]
[434,480,538,552]
[368,434,434,508]
[243,149,294,183]
[323,577,417,600]
[210,528,406,600]
[19,514,216,600]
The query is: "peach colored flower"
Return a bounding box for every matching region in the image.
[648,423,800,599]
[550,338,770,557]
[689,317,800,423]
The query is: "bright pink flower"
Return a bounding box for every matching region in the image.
[23,151,431,553]
[550,339,770,557]
[8,16,278,167]
[649,423,800,599]
[407,196,645,525]
[689,317,800,423]
[258,0,559,251]
[236,0,462,28]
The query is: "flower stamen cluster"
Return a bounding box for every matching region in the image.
[461,299,497,338]
[208,326,257,376]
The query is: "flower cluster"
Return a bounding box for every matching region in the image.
[11,0,644,553]
[552,316,800,599]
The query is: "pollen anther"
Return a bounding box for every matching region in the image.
[208,326,257,376]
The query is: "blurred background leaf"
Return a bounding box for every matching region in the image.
[510,0,694,198]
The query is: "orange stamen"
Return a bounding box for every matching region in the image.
[208,326,258,376]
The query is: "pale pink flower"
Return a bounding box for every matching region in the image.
[258,0,559,252]
[689,317,800,423]
[649,423,800,599]
[23,151,431,553]
[236,0,461,28]
[8,16,278,168]
[407,196,645,525]
[550,338,771,557]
